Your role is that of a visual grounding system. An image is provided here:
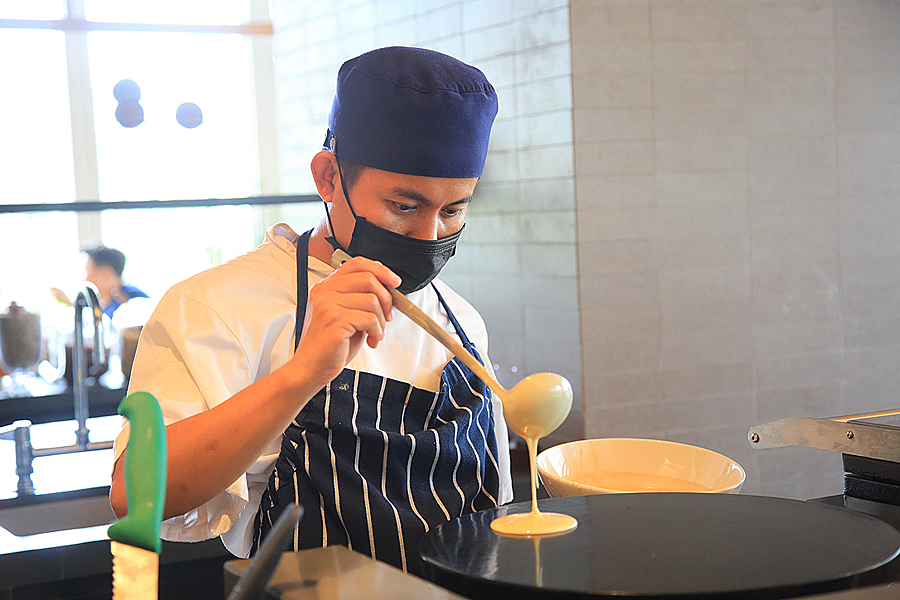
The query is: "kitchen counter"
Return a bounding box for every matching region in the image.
[0,524,232,599]
[0,384,125,426]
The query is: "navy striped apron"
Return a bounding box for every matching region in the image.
[251,230,501,574]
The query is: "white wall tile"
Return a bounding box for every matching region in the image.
[513,8,570,51]
[835,3,900,39]
[652,41,746,73]
[575,174,656,208]
[746,4,834,40]
[656,137,748,172]
[518,178,576,211]
[580,239,658,275]
[661,297,753,333]
[751,197,838,233]
[657,203,749,238]
[416,4,463,43]
[654,105,746,139]
[577,205,658,242]
[747,39,836,71]
[573,73,653,109]
[660,328,753,369]
[653,73,745,107]
[570,3,649,42]
[516,76,573,116]
[837,70,900,104]
[571,41,652,75]
[748,104,836,137]
[651,4,745,40]
[655,171,747,205]
[462,0,514,32]
[464,22,515,62]
[837,38,900,71]
[838,103,900,134]
[519,144,575,179]
[752,228,840,264]
[575,141,654,175]
[754,322,844,357]
[838,133,900,195]
[514,42,572,84]
[593,370,664,405]
[756,353,845,392]
[574,107,653,142]
[584,401,666,440]
[658,234,749,270]
[517,110,574,148]
[521,242,578,278]
[659,265,751,303]
[660,362,754,399]
[747,72,836,106]
[581,334,660,373]
[663,393,756,435]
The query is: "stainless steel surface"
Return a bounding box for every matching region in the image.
[225,546,468,600]
[748,416,900,461]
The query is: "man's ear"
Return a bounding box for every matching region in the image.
[310,151,339,203]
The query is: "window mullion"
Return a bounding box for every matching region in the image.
[65,27,102,244]
[65,0,102,244]
[249,0,279,197]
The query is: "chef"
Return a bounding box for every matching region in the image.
[109,46,513,574]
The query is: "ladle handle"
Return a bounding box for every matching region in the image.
[329,249,506,398]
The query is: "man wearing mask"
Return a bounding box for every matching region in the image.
[110,46,513,574]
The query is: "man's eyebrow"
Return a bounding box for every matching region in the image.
[390,186,473,206]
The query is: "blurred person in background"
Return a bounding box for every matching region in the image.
[51,245,148,318]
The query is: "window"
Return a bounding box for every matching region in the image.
[0,2,292,315]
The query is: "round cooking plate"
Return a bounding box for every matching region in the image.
[419,494,900,600]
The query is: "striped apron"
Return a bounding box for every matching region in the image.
[251,230,501,574]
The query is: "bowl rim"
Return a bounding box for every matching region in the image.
[536,437,746,495]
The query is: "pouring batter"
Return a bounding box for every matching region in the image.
[109,47,514,574]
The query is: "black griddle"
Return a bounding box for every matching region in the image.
[418,493,900,600]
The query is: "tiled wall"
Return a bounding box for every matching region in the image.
[271,0,900,500]
[574,0,900,499]
[270,0,582,444]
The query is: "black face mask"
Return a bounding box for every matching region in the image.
[324,156,464,295]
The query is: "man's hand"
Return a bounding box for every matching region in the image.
[289,255,401,390]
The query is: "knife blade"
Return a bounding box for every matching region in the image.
[107,392,167,600]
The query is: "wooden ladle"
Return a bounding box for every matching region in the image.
[330,249,573,439]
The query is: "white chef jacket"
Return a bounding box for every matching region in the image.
[112,223,513,557]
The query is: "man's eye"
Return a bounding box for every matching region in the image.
[443,207,464,217]
[393,203,416,213]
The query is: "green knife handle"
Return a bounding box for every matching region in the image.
[108,392,167,554]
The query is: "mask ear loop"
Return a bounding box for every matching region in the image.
[322,132,357,252]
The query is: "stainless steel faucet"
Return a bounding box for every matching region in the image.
[73,284,107,449]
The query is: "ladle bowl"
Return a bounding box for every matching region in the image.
[500,372,572,440]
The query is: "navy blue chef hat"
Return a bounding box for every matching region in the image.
[325,46,498,179]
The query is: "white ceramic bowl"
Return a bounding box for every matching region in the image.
[536,438,745,497]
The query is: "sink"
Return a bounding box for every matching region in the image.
[0,486,114,536]
[0,416,120,537]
